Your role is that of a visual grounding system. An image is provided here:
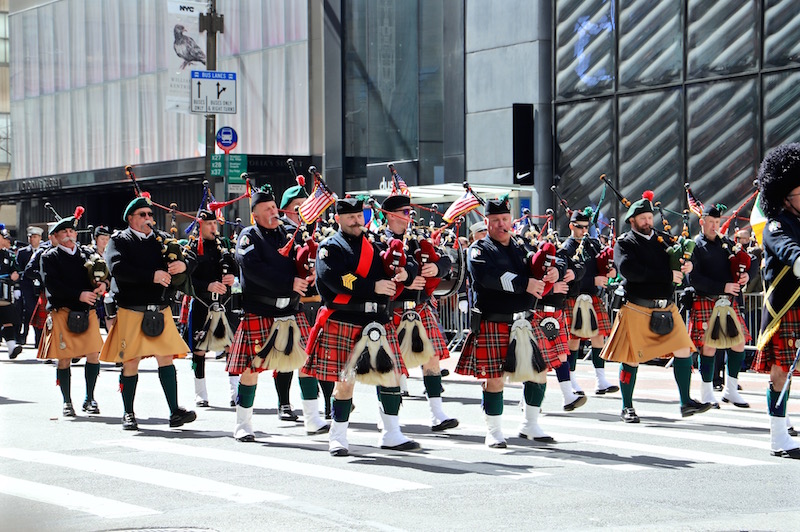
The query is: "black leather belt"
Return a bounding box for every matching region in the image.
[482,312,515,323]
[121,304,170,313]
[531,301,558,313]
[245,293,300,310]
[627,296,671,309]
[330,301,388,314]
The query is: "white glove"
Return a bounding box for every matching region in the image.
[13,289,20,299]
[794,257,800,278]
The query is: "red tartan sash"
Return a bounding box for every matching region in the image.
[332,235,374,305]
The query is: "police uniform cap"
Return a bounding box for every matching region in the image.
[27,226,44,237]
[469,220,487,235]
[93,225,111,238]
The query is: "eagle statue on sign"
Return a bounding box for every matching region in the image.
[173,24,206,70]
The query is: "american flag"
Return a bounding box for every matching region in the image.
[391,173,411,196]
[298,182,337,224]
[685,185,705,218]
[443,190,482,222]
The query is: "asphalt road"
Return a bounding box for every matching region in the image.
[1,343,799,532]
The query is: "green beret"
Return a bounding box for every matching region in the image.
[123,196,153,221]
[624,198,654,223]
[49,216,76,235]
[280,184,309,210]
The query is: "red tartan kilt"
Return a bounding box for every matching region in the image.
[688,297,751,348]
[302,317,406,382]
[226,312,310,375]
[565,295,612,338]
[455,314,566,379]
[392,304,450,360]
[30,293,48,329]
[754,307,800,376]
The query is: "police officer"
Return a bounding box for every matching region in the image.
[0,226,22,359]
[99,194,197,430]
[15,226,44,345]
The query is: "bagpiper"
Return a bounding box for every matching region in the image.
[0,224,22,359]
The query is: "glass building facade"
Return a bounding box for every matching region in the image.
[553,0,800,232]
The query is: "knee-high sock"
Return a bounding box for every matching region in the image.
[591,346,605,368]
[274,371,293,406]
[120,374,138,413]
[192,354,205,379]
[157,365,179,415]
[568,350,579,371]
[298,376,319,401]
[714,350,725,381]
[423,375,443,398]
[57,367,71,403]
[238,383,257,408]
[619,364,638,409]
[555,361,571,382]
[482,390,503,416]
[672,356,693,405]
[84,362,100,401]
[726,349,745,379]
[379,386,402,416]
[767,382,790,417]
[332,398,352,422]
[699,354,714,383]
[523,381,545,407]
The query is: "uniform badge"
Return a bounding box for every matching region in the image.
[239,234,250,248]
[318,248,328,260]
[768,220,781,232]
[341,273,356,290]
[500,271,517,292]
[470,247,481,260]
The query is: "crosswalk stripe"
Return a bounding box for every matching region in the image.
[101,438,430,493]
[0,448,289,503]
[0,474,159,518]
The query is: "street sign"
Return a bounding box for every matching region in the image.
[228,155,248,183]
[228,183,247,195]
[210,154,225,177]
[190,70,237,114]
[216,126,238,153]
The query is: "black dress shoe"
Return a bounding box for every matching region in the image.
[237,434,256,442]
[596,385,620,395]
[621,407,640,423]
[196,400,209,407]
[721,397,749,408]
[169,407,197,427]
[400,391,411,398]
[230,400,236,407]
[382,440,422,451]
[82,399,100,414]
[9,345,22,359]
[680,399,713,418]
[518,432,555,443]
[122,412,138,430]
[278,404,299,422]
[487,441,507,449]
[789,426,798,437]
[307,424,330,435]
[432,418,459,432]
[563,395,587,411]
[440,369,450,377]
[573,390,586,396]
[63,403,76,417]
[330,447,349,457]
[771,447,800,459]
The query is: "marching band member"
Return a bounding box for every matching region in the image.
[37,208,106,417]
[456,197,559,447]
[15,226,44,346]
[753,143,800,458]
[688,203,751,408]
[304,197,421,456]
[562,209,619,395]
[99,193,197,430]
[600,192,711,423]
[186,209,239,408]
[382,193,458,431]
[226,185,328,442]
[0,226,22,359]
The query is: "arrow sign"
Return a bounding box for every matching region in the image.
[190,71,237,114]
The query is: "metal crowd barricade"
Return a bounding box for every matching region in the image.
[741,291,763,350]
[436,292,470,353]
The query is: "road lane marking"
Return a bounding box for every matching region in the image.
[101,438,430,493]
[0,448,288,503]
[0,474,159,518]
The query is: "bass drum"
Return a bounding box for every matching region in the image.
[432,244,466,298]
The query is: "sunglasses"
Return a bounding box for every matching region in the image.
[137,211,154,218]
[393,208,413,216]
[573,224,589,229]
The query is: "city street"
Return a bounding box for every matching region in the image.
[1,343,799,532]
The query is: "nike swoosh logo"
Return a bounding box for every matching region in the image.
[516,171,531,179]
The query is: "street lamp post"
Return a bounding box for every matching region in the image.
[199,1,224,193]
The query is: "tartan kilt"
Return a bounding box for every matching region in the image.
[688,296,751,348]
[226,312,310,375]
[30,293,48,329]
[302,317,406,382]
[754,307,800,375]
[455,320,509,379]
[530,309,570,369]
[392,303,450,360]
[565,295,613,339]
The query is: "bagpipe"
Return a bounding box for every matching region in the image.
[45,202,109,288]
[278,161,322,279]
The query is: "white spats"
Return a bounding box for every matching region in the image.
[234,405,254,440]
[194,377,208,403]
[484,414,506,448]
[721,376,749,408]
[700,380,719,406]
[329,420,349,456]
[518,402,552,442]
[378,410,418,450]
[770,415,800,455]
[302,398,329,435]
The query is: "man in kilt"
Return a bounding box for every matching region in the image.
[15,226,44,346]
[304,197,420,456]
[26,229,54,351]
[562,208,619,395]
[226,185,327,442]
[88,226,113,331]
[99,194,197,430]
[687,204,751,409]
[381,193,458,431]
[185,209,239,408]
[456,198,560,448]
[37,210,107,417]
[753,143,800,459]
[600,192,711,423]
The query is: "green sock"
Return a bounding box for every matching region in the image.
[482,390,503,416]
[591,347,605,368]
[423,375,442,398]
[332,398,352,422]
[57,368,71,403]
[237,383,257,408]
[726,349,745,379]
[157,365,179,414]
[298,377,319,400]
[619,364,637,409]
[568,350,579,371]
[523,381,545,407]
[699,355,714,383]
[379,386,402,415]
[672,357,693,405]
[120,374,138,413]
[84,363,100,401]
[767,383,790,417]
